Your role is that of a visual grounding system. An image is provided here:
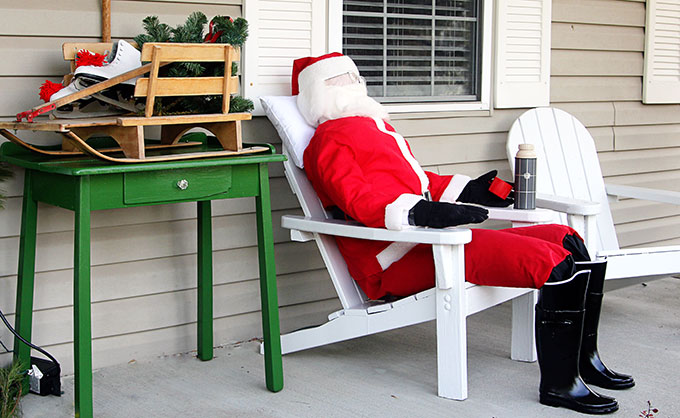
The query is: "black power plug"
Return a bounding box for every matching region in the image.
[28,357,62,396]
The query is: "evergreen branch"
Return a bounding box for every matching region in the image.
[214,17,249,47]
[134,16,171,47]
[171,12,207,43]
[168,62,206,78]
[229,96,254,113]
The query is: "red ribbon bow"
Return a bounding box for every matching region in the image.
[204,20,224,43]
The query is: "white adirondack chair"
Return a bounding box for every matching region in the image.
[507,107,680,285]
[260,95,556,400]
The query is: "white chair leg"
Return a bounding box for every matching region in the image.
[432,243,467,400]
[511,289,537,362]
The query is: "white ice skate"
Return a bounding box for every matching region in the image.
[74,40,142,86]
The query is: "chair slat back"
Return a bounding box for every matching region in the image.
[507,108,620,253]
[282,144,370,309]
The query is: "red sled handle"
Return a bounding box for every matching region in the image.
[16,104,56,123]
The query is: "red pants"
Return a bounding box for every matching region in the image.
[376,224,578,298]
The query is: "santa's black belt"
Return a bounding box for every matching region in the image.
[327,206,355,221]
[327,192,430,222]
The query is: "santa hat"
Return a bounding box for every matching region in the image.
[291,52,359,95]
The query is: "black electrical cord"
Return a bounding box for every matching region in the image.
[0,307,60,367]
[0,337,11,354]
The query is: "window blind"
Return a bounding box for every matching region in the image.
[343,0,481,102]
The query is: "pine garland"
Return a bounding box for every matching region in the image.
[133,12,253,115]
[133,16,172,46]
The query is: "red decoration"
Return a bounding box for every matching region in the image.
[489,177,513,200]
[39,80,64,103]
[75,50,107,68]
[204,20,224,43]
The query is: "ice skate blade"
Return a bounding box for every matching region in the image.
[51,100,127,119]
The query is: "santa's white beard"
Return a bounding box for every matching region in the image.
[298,81,389,127]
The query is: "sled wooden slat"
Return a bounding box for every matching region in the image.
[0,118,122,132]
[117,112,251,126]
[133,76,240,97]
[0,113,251,132]
[223,45,233,114]
[139,42,240,62]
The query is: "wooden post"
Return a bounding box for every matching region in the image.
[102,0,111,42]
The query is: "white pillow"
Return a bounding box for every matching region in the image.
[260,95,316,168]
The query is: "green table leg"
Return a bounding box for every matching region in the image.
[197,200,213,361]
[14,169,38,395]
[74,176,93,418]
[255,163,283,392]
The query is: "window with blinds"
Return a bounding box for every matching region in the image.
[343,0,482,103]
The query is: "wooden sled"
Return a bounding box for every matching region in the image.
[17,43,240,122]
[7,43,260,163]
[0,111,253,161]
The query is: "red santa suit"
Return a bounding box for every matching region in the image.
[294,52,582,300]
[303,115,580,300]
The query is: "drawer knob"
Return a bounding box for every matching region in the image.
[176,179,189,190]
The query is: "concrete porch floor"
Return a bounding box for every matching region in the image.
[20,277,679,418]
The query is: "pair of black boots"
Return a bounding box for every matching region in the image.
[536,260,634,414]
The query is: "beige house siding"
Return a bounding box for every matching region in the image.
[1,0,679,376]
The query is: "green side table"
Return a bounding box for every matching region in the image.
[0,137,286,418]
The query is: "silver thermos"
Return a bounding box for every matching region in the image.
[514,144,537,209]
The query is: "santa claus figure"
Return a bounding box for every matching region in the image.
[292,52,634,414]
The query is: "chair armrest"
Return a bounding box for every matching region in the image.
[536,193,601,216]
[605,183,680,205]
[486,207,555,223]
[281,215,472,245]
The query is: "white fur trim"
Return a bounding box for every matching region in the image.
[298,56,359,94]
[439,174,472,203]
[372,117,430,195]
[385,194,424,231]
[376,242,418,271]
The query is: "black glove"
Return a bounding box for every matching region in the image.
[458,170,514,207]
[408,200,488,228]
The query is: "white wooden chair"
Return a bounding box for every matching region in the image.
[507,107,680,285]
[260,96,556,400]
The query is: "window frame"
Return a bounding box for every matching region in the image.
[328,0,492,114]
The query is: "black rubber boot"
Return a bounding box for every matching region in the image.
[575,261,635,389]
[536,269,619,415]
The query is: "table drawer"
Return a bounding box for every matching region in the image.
[124,166,232,204]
